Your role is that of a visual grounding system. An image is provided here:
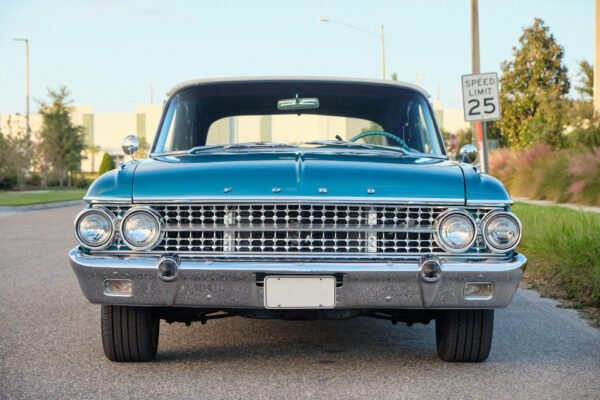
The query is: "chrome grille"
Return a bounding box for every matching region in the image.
[97,203,501,257]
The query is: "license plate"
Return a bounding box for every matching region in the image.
[264,276,336,309]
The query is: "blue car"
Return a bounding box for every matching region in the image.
[70,77,526,362]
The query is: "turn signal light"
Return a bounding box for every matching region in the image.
[464,282,493,300]
[104,279,133,296]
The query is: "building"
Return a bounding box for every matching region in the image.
[0,102,469,173]
[0,105,162,173]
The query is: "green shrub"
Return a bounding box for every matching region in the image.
[513,203,600,309]
[98,153,116,175]
[489,146,600,206]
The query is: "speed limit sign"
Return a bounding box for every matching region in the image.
[461,72,501,122]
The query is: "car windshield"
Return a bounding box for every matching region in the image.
[153,80,444,156]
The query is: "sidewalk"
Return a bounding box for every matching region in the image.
[513,197,600,214]
[0,200,84,217]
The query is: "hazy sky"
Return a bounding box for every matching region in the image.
[0,0,594,114]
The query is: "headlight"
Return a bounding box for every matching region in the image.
[75,208,116,250]
[120,208,163,250]
[435,211,477,253]
[481,211,522,252]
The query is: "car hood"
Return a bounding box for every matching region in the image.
[131,151,466,203]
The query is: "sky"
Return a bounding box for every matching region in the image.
[0,0,595,114]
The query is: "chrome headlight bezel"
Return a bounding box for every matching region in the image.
[434,209,477,253]
[74,207,117,250]
[480,211,522,253]
[120,207,164,251]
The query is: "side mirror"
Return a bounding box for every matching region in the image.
[122,135,139,159]
[458,144,478,164]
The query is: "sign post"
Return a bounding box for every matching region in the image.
[461,72,501,173]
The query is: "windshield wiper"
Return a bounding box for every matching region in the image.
[304,140,408,154]
[189,142,295,154]
[224,141,295,149]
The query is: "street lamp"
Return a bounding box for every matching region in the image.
[13,38,30,134]
[319,18,386,80]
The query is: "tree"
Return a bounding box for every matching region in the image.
[569,60,600,148]
[575,60,593,99]
[1,116,33,189]
[98,153,116,175]
[498,18,570,149]
[37,86,85,187]
[86,145,101,173]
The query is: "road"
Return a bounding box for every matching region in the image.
[1,206,599,399]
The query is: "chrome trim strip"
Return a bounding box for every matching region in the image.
[85,196,132,204]
[130,196,466,205]
[162,224,436,233]
[466,199,513,206]
[88,250,507,260]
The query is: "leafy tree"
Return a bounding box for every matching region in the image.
[498,18,570,149]
[568,60,599,148]
[575,60,593,99]
[37,86,85,187]
[390,72,398,81]
[86,145,101,173]
[98,153,116,175]
[1,116,33,189]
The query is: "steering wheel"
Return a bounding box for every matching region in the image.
[349,131,410,150]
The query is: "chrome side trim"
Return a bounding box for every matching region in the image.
[85,196,132,204]
[130,196,466,205]
[466,199,513,206]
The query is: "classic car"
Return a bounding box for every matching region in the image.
[70,77,526,363]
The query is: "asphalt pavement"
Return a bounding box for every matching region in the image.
[1,206,599,399]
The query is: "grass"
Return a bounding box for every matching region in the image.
[512,203,600,325]
[0,189,86,206]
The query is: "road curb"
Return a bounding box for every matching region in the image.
[0,200,85,212]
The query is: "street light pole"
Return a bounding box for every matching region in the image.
[14,38,30,134]
[319,18,386,80]
[380,25,386,80]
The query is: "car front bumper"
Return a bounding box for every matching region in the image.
[69,248,526,309]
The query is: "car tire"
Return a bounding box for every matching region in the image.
[101,305,159,362]
[435,309,493,362]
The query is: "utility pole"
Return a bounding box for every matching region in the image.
[594,0,600,115]
[14,38,30,134]
[470,0,488,173]
[380,25,386,80]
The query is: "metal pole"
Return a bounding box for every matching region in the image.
[470,0,480,147]
[25,39,30,134]
[14,38,30,134]
[470,0,488,173]
[380,25,386,80]
[481,122,489,173]
[594,0,600,115]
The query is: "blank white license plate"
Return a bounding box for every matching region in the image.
[264,276,336,309]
